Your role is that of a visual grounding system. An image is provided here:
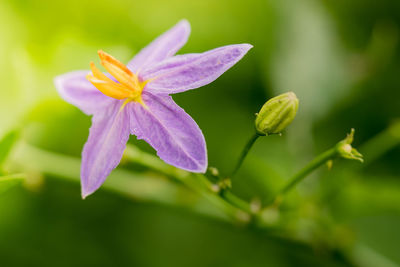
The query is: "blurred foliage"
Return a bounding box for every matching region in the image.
[1,0,400,266]
[0,129,20,169]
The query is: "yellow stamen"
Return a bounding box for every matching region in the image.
[86,50,147,105]
[90,62,114,83]
[98,50,140,90]
[86,75,133,100]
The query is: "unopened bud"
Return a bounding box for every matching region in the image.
[255,92,299,135]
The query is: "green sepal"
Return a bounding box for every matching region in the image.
[336,128,364,162]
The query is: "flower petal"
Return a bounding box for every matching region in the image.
[128,92,207,173]
[81,101,130,198]
[141,44,252,95]
[55,71,114,115]
[127,20,190,72]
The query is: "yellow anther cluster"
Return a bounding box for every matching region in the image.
[86,50,146,104]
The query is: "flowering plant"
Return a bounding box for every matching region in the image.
[55,20,252,197]
[0,19,376,267]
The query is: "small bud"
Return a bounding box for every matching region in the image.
[208,167,220,177]
[210,183,221,193]
[250,198,262,214]
[255,92,299,135]
[218,178,232,190]
[336,128,363,162]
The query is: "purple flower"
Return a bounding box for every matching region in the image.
[55,20,252,198]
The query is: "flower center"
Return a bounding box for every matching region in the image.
[86,50,148,105]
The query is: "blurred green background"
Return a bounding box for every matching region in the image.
[1,0,400,266]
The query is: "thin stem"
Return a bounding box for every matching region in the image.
[123,144,186,182]
[124,145,254,217]
[220,189,252,214]
[123,145,260,219]
[271,147,338,202]
[231,132,260,177]
[125,144,255,219]
[359,121,400,167]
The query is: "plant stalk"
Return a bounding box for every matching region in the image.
[231,132,260,177]
[269,147,338,204]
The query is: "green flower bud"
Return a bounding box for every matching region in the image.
[255,92,299,135]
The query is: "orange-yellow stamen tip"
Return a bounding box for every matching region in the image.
[86,50,146,103]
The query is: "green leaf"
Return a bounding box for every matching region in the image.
[0,129,20,167]
[0,173,25,194]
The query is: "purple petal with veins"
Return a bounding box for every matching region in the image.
[141,44,252,94]
[128,92,207,172]
[81,101,130,198]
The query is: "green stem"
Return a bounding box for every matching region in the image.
[124,145,256,219]
[124,145,255,217]
[359,121,400,167]
[272,147,338,201]
[123,145,179,176]
[231,132,260,177]
[221,189,252,214]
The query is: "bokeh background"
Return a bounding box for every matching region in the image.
[1,0,400,266]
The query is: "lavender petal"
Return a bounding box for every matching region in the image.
[81,101,130,198]
[128,92,207,173]
[55,71,114,115]
[141,44,252,95]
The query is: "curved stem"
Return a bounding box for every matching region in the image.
[231,132,260,177]
[270,148,338,203]
[220,189,252,214]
